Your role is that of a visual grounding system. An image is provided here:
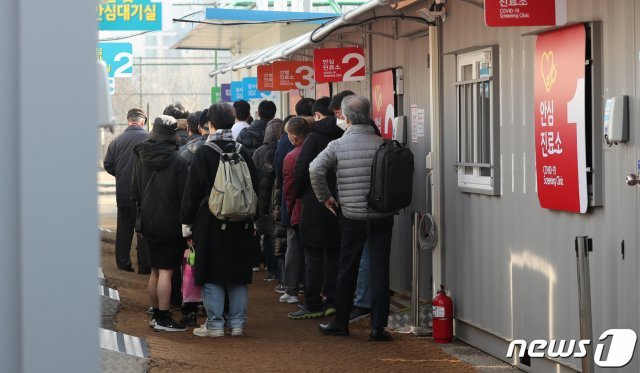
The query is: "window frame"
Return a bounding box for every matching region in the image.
[454,46,501,195]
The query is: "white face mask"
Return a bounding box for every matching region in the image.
[336,118,347,131]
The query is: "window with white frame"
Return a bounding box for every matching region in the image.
[455,47,500,195]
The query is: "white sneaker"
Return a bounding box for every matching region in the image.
[230,327,243,337]
[193,324,224,337]
[149,318,156,328]
[279,293,300,304]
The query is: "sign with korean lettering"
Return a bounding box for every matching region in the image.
[221,83,231,102]
[272,61,314,91]
[242,77,271,100]
[371,70,396,140]
[97,42,133,78]
[257,65,274,91]
[98,0,163,31]
[313,47,365,83]
[211,87,221,103]
[230,81,244,101]
[485,0,566,27]
[534,24,587,213]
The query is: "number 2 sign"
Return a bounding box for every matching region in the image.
[313,47,365,83]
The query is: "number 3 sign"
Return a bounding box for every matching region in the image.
[313,47,365,83]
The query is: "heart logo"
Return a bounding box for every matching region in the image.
[374,85,382,112]
[540,51,557,92]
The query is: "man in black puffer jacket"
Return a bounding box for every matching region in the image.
[180,109,210,167]
[287,97,343,319]
[236,100,276,156]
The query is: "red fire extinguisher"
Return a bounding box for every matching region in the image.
[432,284,453,343]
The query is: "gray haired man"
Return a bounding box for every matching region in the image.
[309,95,394,341]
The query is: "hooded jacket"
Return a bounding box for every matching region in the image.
[131,139,188,242]
[293,115,343,248]
[236,118,268,156]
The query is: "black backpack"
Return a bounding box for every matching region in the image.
[367,140,414,213]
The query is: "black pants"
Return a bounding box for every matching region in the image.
[333,215,394,329]
[116,206,150,271]
[304,245,339,312]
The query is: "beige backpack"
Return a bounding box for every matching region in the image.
[205,142,257,222]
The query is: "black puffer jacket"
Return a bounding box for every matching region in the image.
[131,139,188,242]
[294,115,343,249]
[236,119,267,156]
[179,135,205,167]
[252,119,284,234]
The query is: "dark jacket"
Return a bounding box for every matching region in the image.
[274,133,295,226]
[103,125,149,207]
[252,118,284,234]
[131,139,188,242]
[179,135,205,167]
[236,119,268,156]
[294,116,343,249]
[180,140,259,286]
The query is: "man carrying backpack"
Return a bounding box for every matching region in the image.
[309,95,394,342]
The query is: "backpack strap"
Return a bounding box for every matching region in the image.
[204,142,224,154]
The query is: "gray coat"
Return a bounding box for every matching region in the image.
[309,124,392,220]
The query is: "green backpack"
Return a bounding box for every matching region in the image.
[205,142,257,222]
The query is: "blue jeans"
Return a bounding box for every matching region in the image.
[202,283,247,330]
[354,242,371,309]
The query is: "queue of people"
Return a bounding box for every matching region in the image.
[104,92,394,341]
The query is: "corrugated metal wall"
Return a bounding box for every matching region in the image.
[439,0,639,371]
[368,7,432,293]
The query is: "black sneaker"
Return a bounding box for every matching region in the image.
[181,312,198,327]
[349,306,371,324]
[154,318,187,332]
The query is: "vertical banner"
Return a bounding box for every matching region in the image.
[221,83,231,102]
[211,87,221,103]
[534,24,587,213]
[230,81,244,101]
[485,0,567,27]
[257,65,274,91]
[371,70,396,140]
[313,47,365,83]
[272,61,314,90]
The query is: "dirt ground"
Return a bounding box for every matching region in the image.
[102,240,476,372]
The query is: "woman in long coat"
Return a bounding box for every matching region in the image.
[180,102,258,337]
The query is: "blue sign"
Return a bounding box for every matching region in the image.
[230,81,244,101]
[242,77,271,100]
[99,0,162,31]
[205,8,337,24]
[221,83,231,102]
[97,43,133,78]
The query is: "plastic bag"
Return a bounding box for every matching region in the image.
[182,241,202,303]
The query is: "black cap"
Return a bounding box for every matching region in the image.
[151,115,178,135]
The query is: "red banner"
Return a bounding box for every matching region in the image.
[485,0,566,27]
[257,64,274,91]
[272,61,314,91]
[371,70,396,140]
[313,47,365,83]
[534,24,587,213]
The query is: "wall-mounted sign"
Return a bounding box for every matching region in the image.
[371,70,396,140]
[242,77,271,100]
[257,65,274,91]
[534,24,587,213]
[98,0,163,31]
[211,87,221,103]
[96,42,133,78]
[221,83,231,102]
[230,81,244,101]
[485,0,567,27]
[313,47,365,83]
[272,61,314,91]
